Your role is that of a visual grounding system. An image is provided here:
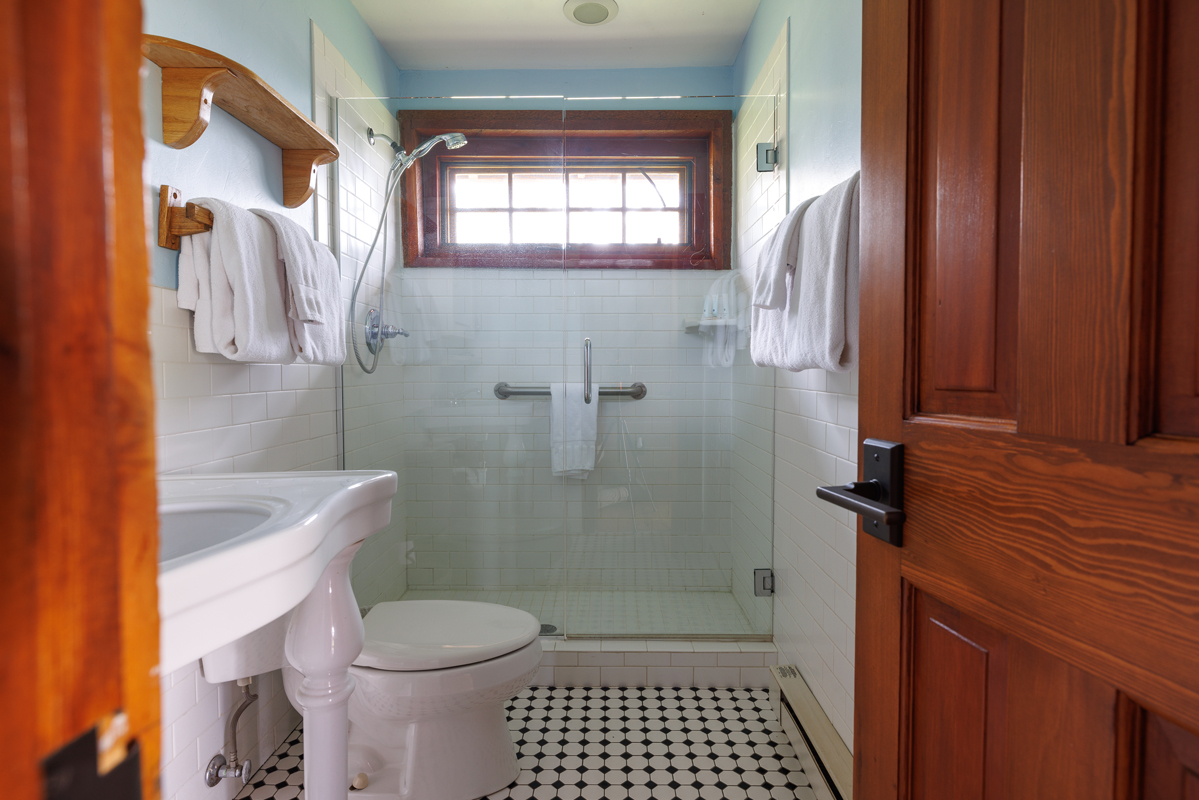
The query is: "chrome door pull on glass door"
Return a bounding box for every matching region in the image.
[584,338,592,404]
[816,438,905,546]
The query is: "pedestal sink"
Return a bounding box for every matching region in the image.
[158,470,398,800]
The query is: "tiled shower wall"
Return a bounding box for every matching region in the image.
[396,267,739,595]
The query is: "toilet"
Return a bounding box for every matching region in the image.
[281,600,541,800]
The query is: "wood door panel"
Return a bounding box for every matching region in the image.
[1155,0,1199,436]
[1017,0,1139,443]
[1004,639,1119,800]
[903,591,1127,800]
[899,421,1199,731]
[907,592,1007,800]
[914,0,1020,419]
[1144,713,1199,800]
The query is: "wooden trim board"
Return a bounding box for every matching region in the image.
[771,665,853,799]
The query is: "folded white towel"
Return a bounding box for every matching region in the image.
[550,382,599,479]
[194,198,295,364]
[751,171,860,372]
[251,209,346,366]
[752,196,817,310]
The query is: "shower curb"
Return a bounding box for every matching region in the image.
[532,638,777,689]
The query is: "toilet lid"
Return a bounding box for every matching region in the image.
[354,600,541,671]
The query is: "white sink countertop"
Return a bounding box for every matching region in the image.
[157,470,397,675]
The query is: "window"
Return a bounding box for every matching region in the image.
[398,110,732,269]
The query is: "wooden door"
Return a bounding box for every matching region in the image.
[1,0,160,797]
[857,0,1199,798]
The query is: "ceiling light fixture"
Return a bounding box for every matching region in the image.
[564,0,619,26]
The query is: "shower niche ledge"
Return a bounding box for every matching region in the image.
[141,35,338,208]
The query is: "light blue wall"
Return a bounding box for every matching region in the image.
[732,0,862,203]
[143,0,404,288]
[143,0,405,109]
[393,67,736,110]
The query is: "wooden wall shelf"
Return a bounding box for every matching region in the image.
[141,35,338,208]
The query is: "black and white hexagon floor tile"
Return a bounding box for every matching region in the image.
[236,687,826,800]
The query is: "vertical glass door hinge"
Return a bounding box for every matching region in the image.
[754,568,775,596]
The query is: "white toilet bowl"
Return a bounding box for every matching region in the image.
[282,600,541,800]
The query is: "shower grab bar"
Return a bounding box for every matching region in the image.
[493,382,648,401]
[584,338,592,404]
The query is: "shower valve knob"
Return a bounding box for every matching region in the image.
[364,308,409,354]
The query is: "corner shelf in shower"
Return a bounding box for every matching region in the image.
[141,35,339,208]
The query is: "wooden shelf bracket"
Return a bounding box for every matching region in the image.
[142,36,339,208]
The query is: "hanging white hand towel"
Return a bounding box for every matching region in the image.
[194,198,295,364]
[750,171,860,372]
[751,195,817,310]
[251,209,347,366]
[176,230,218,353]
[550,382,599,479]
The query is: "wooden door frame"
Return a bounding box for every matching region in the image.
[857,0,909,796]
[2,0,160,797]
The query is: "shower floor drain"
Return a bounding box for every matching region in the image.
[540,624,558,636]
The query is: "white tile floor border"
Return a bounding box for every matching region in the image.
[533,640,778,690]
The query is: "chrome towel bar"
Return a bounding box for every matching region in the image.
[493,382,648,401]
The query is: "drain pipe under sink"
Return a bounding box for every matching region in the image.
[205,677,259,787]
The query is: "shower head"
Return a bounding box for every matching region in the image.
[406,132,468,163]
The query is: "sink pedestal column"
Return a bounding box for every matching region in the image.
[285,542,365,800]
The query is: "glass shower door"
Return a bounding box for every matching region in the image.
[559,97,775,638]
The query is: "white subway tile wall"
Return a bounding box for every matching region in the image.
[395,266,740,597]
[158,663,298,800]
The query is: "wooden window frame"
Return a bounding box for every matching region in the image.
[398,109,733,270]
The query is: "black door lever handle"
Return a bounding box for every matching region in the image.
[816,481,905,526]
[815,439,905,546]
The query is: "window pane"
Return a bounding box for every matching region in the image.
[569,173,622,209]
[569,211,623,244]
[513,211,566,244]
[454,211,510,243]
[626,211,680,244]
[453,173,508,209]
[512,173,565,209]
[626,172,681,208]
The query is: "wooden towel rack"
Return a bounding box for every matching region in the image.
[141,36,339,209]
[157,185,213,251]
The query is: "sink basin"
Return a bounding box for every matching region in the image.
[158,500,273,561]
[157,470,397,675]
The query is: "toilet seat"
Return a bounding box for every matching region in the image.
[354,599,540,671]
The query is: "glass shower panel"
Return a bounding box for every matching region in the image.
[338,97,570,632]
[335,94,776,641]
[559,96,775,638]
